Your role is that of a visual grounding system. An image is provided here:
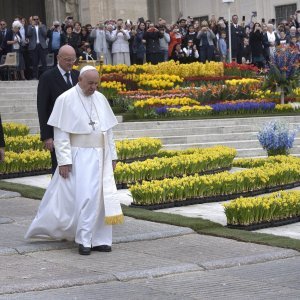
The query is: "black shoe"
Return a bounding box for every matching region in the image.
[78,244,91,255]
[92,245,112,252]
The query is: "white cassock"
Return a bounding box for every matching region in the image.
[25,84,124,247]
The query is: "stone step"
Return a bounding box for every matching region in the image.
[114,123,300,138]
[0,99,37,106]
[115,132,300,145]
[2,118,39,126]
[28,126,40,134]
[0,93,37,100]
[115,116,300,130]
[162,138,300,151]
[0,80,38,86]
[1,112,38,120]
[157,132,258,144]
[0,87,38,93]
[0,105,37,113]
[236,147,300,158]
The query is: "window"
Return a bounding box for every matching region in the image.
[275,3,297,24]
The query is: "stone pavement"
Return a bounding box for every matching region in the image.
[0,189,300,299]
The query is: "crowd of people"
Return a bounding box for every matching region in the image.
[0,12,300,80]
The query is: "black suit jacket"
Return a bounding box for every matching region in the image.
[0,29,12,53]
[230,24,245,52]
[37,66,79,141]
[0,115,5,147]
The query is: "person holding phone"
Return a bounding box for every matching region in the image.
[263,23,280,64]
[249,22,265,68]
[110,19,131,65]
[47,21,63,65]
[26,15,48,79]
[90,22,112,64]
[144,23,163,64]
[197,20,216,63]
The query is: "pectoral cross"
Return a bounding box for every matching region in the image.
[89,119,96,130]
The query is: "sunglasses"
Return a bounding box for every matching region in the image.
[0,23,5,25]
[33,18,39,21]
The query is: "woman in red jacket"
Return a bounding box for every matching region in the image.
[168,24,182,58]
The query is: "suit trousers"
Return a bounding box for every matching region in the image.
[30,44,47,79]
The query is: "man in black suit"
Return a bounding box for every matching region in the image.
[0,20,10,63]
[26,15,48,79]
[37,45,79,174]
[0,115,5,163]
[230,15,245,64]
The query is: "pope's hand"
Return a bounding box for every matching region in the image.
[44,138,54,152]
[59,164,72,178]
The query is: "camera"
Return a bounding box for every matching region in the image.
[117,25,122,30]
[252,11,257,17]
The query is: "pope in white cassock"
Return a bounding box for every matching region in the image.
[25,66,124,255]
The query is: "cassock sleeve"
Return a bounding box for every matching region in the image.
[53,127,72,166]
[107,129,118,161]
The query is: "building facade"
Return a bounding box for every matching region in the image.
[0,0,299,27]
[148,0,300,25]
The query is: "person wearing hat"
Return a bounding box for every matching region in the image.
[47,21,63,65]
[26,66,123,255]
[37,45,79,174]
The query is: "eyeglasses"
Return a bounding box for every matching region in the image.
[59,56,77,63]
[0,23,5,26]
[33,18,39,21]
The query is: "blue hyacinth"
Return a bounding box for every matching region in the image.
[257,120,298,156]
[211,102,275,113]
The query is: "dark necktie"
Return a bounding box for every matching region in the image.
[64,72,73,88]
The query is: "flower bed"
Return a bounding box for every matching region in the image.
[134,97,199,109]
[5,135,43,152]
[225,78,261,86]
[0,150,51,174]
[167,105,212,117]
[99,61,224,78]
[133,99,300,118]
[114,146,236,184]
[223,62,259,77]
[129,160,300,207]
[115,137,162,161]
[224,191,300,229]
[233,155,300,168]
[3,123,30,137]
